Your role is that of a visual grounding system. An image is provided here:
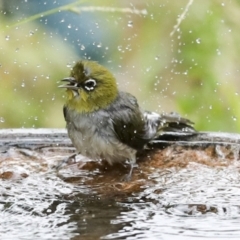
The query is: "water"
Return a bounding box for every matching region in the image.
[0,130,240,239]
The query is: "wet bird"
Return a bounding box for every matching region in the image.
[58,60,196,179]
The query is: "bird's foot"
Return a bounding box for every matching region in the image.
[52,153,77,171]
[121,163,138,182]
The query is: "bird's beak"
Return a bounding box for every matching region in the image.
[58,77,79,90]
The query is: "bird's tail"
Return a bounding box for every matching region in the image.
[158,112,197,136]
[143,111,197,142]
[145,114,197,150]
[156,112,197,141]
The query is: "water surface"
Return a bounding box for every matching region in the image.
[0,131,240,239]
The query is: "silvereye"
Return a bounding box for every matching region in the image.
[59,60,196,179]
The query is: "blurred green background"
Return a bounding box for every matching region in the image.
[1,0,240,132]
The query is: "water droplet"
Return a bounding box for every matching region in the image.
[155,56,160,60]
[0,117,5,123]
[209,105,212,110]
[80,45,85,50]
[29,31,34,36]
[196,38,201,44]
[216,49,221,55]
[60,19,65,23]
[97,42,102,48]
[67,24,72,29]
[232,116,237,121]
[127,21,133,28]
[66,63,71,68]
[21,82,25,87]
[117,45,123,52]
[5,35,10,41]
[34,117,38,121]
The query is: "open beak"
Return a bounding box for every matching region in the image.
[58,77,79,90]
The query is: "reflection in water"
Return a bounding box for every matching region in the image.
[1,143,240,239]
[0,168,128,239]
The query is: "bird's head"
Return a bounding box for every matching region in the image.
[59,60,118,113]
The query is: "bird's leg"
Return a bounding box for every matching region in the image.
[123,161,138,182]
[53,152,78,171]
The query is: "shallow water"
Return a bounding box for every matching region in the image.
[1,137,240,239]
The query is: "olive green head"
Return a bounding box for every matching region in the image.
[59,60,118,113]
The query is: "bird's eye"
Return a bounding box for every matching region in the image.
[84,79,96,91]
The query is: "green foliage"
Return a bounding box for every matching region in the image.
[0,18,78,127]
[1,0,240,132]
[175,1,240,131]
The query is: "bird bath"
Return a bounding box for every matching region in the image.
[0,129,240,239]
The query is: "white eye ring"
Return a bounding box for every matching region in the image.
[84,79,96,91]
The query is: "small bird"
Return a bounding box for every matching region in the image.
[59,60,196,179]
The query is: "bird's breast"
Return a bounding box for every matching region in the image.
[65,108,136,165]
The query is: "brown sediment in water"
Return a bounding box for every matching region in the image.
[0,129,240,196]
[58,144,239,195]
[1,130,240,239]
[140,145,235,169]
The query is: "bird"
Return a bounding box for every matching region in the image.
[58,60,196,179]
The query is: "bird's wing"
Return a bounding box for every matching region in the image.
[108,92,149,150]
[63,105,67,121]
